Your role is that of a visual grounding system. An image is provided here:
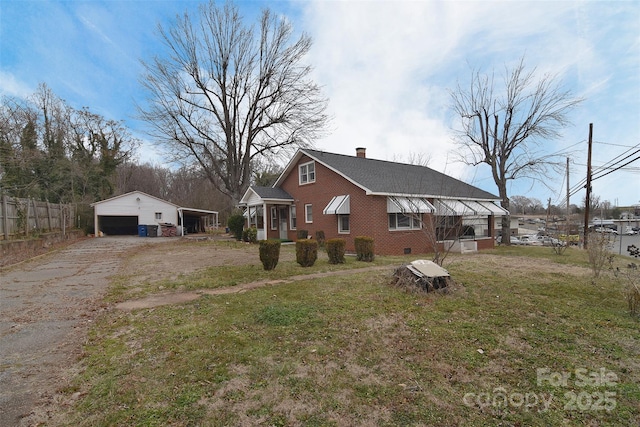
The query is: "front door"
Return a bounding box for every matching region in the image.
[279,207,288,239]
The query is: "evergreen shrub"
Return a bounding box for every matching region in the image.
[296,240,318,267]
[242,227,258,243]
[259,239,281,270]
[326,238,346,264]
[227,214,245,241]
[355,236,375,262]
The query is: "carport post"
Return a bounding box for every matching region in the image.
[94,209,99,237]
[178,208,184,236]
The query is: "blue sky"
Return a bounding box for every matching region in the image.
[1,0,639,207]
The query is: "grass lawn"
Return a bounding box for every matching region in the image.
[59,244,639,426]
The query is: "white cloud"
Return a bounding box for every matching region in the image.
[297,0,639,205]
[0,71,33,99]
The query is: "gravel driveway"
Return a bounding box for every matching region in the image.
[0,236,170,426]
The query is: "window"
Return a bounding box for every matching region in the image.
[248,206,264,229]
[305,204,313,223]
[270,206,277,230]
[290,205,297,230]
[299,161,316,184]
[155,212,162,220]
[338,214,350,233]
[388,213,422,230]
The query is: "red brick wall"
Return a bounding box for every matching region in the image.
[279,155,435,255]
[277,154,496,255]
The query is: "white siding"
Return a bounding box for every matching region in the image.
[94,192,178,225]
[244,190,263,206]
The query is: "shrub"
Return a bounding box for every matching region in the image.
[326,238,346,264]
[297,229,309,240]
[296,240,318,267]
[315,230,325,248]
[227,214,245,241]
[259,239,281,271]
[242,227,258,243]
[587,232,613,279]
[355,236,375,262]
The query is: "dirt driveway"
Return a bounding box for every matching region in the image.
[0,236,220,426]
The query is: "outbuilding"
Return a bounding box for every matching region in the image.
[91,191,218,236]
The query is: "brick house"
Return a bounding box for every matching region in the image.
[239,147,508,255]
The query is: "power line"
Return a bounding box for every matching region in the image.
[592,155,640,182]
[593,141,640,148]
[565,147,640,199]
[592,147,640,176]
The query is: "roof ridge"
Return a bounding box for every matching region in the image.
[301,148,499,200]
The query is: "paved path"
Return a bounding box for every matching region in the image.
[0,236,168,426]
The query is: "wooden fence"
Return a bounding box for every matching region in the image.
[0,195,75,240]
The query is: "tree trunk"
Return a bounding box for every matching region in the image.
[499,185,511,246]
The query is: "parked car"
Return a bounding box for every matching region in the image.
[625,227,636,235]
[541,236,567,247]
[496,235,521,245]
[520,235,542,246]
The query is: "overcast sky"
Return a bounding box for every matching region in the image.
[1,0,638,207]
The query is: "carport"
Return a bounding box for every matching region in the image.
[177,208,218,235]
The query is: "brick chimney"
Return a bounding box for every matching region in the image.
[356,147,366,158]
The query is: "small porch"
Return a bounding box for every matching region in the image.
[432,199,509,252]
[239,186,294,241]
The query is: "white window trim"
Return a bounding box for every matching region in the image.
[290,205,297,230]
[270,206,277,230]
[299,161,316,185]
[305,204,313,223]
[388,213,422,231]
[338,214,350,234]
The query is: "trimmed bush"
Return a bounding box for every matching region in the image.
[297,229,309,240]
[227,214,245,241]
[326,238,346,264]
[296,240,318,267]
[259,239,281,270]
[355,236,375,262]
[242,227,258,243]
[315,230,325,248]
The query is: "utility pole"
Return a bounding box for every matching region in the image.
[566,157,570,239]
[583,123,593,249]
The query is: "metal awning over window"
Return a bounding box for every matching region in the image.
[435,199,508,216]
[387,197,435,214]
[457,201,492,215]
[477,201,509,216]
[434,200,472,216]
[323,195,350,215]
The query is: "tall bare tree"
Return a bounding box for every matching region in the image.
[449,58,582,244]
[139,1,328,206]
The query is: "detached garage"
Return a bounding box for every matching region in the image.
[91,191,218,236]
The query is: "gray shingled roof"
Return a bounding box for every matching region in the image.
[251,186,293,200]
[303,149,499,200]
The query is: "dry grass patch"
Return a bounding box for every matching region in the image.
[52,246,640,426]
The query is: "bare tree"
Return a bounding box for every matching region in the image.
[138,1,328,206]
[450,57,582,244]
[510,195,531,215]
